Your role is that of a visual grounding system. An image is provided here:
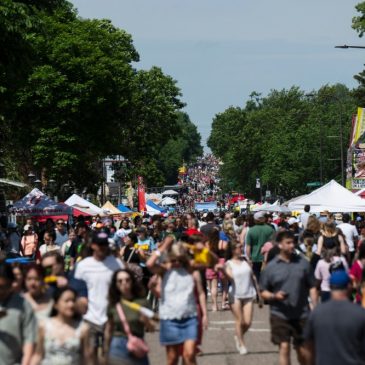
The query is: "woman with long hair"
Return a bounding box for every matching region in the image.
[217,242,257,355]
[316,222,347,256]
[31,287,92,365]
[104,268,150,365]
[314,247,348,302]
[219,220,235,310]
[147,236,202,365]
[23,264,53,321]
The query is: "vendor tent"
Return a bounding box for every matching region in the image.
[162,189,178,196]
[13,188,72,216]
[102,201,123,215]
[145,193,162,203]
[117,203,132,213]
[288,180,365,212]
[146,200,166,214]
[160,197,177,206]
[65,194,103,216]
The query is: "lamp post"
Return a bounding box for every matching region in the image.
[335,45,365,49]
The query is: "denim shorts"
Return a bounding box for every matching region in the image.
[109,336,149,365]
[160,316,198,345]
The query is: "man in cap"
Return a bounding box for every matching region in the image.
[304,270,365,365]
[74,231,124,363]
[246,211,275,280]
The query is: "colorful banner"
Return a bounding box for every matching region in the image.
[354,107,365,145]
[138,176,146,212]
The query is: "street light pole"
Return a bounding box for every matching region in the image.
[335,45,365,49]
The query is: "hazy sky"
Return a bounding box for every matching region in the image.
[70,0,364,147]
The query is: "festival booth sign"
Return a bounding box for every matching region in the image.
[194,201,218,212]
[346,108,365,190]
[64,194,104,216]
[12,189,72,217]
[289,180,365,213]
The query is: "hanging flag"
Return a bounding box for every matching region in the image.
[138,176,146,212]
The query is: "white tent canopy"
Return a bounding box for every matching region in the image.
[160,197,177,206]
[162,189,178,196]
[288,180,365,213]
[65,194,104,216]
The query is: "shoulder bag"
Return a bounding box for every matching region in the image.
[116,302,149,358]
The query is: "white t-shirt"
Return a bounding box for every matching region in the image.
[337,223,358,252]
[75,255,124,326]
[116,228,132,239]
[299,212,310,229]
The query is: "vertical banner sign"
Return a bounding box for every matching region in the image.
[138,176,146,212]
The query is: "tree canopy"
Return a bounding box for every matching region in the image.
[1,0,202,191]
[208,85,357,198]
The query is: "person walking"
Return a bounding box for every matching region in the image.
[104,268,151,365]
[246,211,275,280]
[31,287,92,365]
[337,213,359,263]
[147,236,200,365]
[216,242,257,355]
[74,231,124,364]
[21,224,38,258]
[0,261,36,365]
[304,270,365,365]
[260,231,318,365]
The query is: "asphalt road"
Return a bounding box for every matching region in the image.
[146,300,301,365]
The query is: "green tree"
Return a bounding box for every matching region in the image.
[208,85,356,198]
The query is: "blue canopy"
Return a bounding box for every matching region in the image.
[146,200,166,213]
[117,204,132,213]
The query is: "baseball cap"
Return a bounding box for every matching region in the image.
[92,232,109,245]
[287,217,299,226]
[23,224,32,231]
[254,211,266,221]
[329,270,350,289]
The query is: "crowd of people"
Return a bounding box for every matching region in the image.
[0,205,365,364]
[2,151,365,365]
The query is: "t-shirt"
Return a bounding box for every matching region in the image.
[75,255,124,326]
[304,300,365,365]
[226,259,256,299]
[55,229,69,247]
[246,224,274,262]
[0,293,36,365]
[260,254,315,320]
[299,212,310,229]
[337,223,358,252]
[108,298,149,338]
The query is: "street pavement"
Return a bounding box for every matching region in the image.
[146,300,301,365]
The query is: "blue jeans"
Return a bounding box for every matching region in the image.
[109,336,149,365]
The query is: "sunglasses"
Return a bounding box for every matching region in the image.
[57,222,65,225]
[117,278,131,283]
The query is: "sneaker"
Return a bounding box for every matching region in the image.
[234,336,240,352]
[239,345,248,355]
